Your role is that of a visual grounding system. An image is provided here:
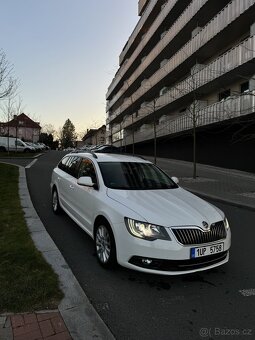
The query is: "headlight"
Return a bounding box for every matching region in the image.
[224,217,230,230]
[124,217,171,241]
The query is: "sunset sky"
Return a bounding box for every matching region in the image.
[0,0,138,134]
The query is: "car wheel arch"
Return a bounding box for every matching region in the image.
[93,215,117,268]
[93,215,113,239]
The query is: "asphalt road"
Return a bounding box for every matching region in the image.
[26,151,255,340]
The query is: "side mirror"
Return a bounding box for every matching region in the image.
[171,176,179,184]
[77,176,94,187]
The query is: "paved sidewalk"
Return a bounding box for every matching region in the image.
[145,156,255,210]
[1,312,71,340]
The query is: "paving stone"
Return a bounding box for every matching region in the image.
[13,322,39,337]
[36,312,59,322]
[39,319,55,338]
[14,329,42,340]
[11,315,24,328]
[24,314,37,325]
[51,315,68,334]
[46,331,72,340]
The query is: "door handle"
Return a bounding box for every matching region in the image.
[69,185,74,189]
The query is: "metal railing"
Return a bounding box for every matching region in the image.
[109,34,255,127]
[123,92,255,144]
[107,0,207,105]
[108,0,255,122]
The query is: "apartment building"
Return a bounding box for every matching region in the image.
[106,0,255,169]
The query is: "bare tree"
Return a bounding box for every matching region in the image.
[42,123,56,136]
[0,50,16,100]
[0,96,15,153]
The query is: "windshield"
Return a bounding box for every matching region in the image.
[99,162,178,190]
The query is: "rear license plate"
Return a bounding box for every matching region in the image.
[190,242,224,259]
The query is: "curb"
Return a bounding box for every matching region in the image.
[16,164,115,340]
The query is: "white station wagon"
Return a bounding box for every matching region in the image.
[51,152,231,275]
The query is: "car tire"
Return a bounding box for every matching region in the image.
[94,222,117,268]
[52,188,62,214]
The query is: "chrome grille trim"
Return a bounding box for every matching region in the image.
[171,221,226,245]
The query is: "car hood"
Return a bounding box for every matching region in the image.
[106,187,223,227]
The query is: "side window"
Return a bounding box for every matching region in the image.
[66,156,80,178]
[58,156,70,172]
[78,158,98,185]
[15,141,23,147]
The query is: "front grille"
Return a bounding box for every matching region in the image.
[172,221,227,245]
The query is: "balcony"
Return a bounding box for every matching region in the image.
[138,0,150,16]
[120,0,158,65]
[108,0,255,122]
[122,91,255,144]
[108,26,255,125]
[107,0,207,105]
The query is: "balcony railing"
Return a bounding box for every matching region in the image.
[122,92,255,144]
[107,0,207,105]
[120,0,157,64]
[107,0,157,99]
[106,0,208,106]
[109,34,255,127]
[108,0,255,121]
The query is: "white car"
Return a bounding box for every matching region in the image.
[50,152,231,275]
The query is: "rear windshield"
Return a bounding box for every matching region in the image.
[98,162,178,190]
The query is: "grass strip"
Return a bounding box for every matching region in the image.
[0,163,63,313]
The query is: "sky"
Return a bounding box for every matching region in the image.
[0,0,139,135]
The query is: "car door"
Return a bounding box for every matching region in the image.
[73,157,100,236]
[57,156,80,216]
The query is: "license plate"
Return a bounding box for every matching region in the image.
[190,242,224,259]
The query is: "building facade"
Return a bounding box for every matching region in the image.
[106,0,255,161]
[0,113,41,142]
[82,125,106,146]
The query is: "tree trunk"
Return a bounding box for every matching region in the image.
[193,117,196,179]
[132,113,135,156]
[153,117,157,165]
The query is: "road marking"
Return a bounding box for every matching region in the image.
[25,159,38,169]
[239,289,255,296]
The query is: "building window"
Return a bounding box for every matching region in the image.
[219,89,230,101]
[240,81,249,93]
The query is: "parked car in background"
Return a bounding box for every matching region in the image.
[0,136,34,152]
[90,144,120,153]
[25,142,36,152]
[51,151,231,275]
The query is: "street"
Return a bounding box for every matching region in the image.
[26,151,255,340]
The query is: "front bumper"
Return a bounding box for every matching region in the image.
[114,222,231,275]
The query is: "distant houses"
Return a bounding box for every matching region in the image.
[0,113,41,142]
[82,125,106,146]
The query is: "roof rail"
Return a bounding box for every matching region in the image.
[72,148,98,158]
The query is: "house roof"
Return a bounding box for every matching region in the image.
[2,113,41,129]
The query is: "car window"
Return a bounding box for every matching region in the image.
[99,162,178,190]
[66,156,80,177]
[78,158,98,185]
[58,156,69,171]
[58,156,80,177]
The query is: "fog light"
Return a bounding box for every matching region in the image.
[141,258,152,265]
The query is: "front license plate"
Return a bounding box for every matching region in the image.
[190,242,224,259]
